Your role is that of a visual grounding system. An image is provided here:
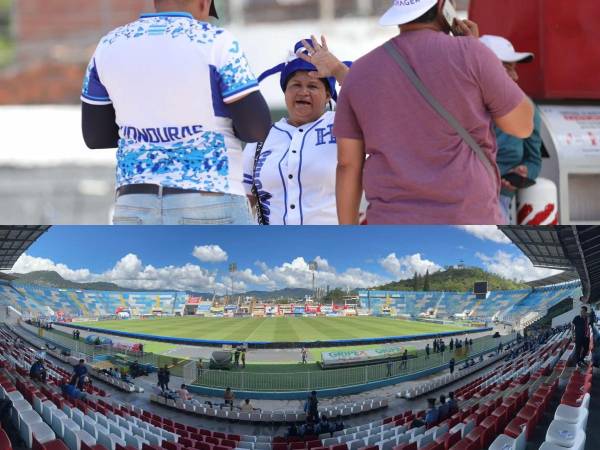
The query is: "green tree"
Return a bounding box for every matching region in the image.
[412,272,419,291]
[423,270,431,291]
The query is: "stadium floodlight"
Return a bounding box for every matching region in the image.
[309,261,318,300]
[229,263,237,305]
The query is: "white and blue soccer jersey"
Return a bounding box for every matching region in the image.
[243,111,338,225]
[81,12,260,195]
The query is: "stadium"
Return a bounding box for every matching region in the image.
[1,225,599,450]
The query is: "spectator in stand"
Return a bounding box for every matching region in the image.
[449,339,454,351]
[317,414,331,435]
[425,343,430,359]
[301,347,308,364]
[224,387,235,408]
[120,368,133,384]
[449,358,455,375]
[438,395,449,421]
[425,398,439,427]
[241,348,247,369]
[240,398,255,412]
[307,390,319,421]
[469,338,473,347]
[572,306,591,368]
[287,423,299,438]
[300,416,316,437]
[386,358,393,377]
[61,382,86,401]
[178,384,192,401]
[72,359,88,390]
[334,414,345,432]
[29,358,47,383]
[157,365,170,391]
[447,392,458,415]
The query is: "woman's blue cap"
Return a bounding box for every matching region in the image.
[258,39,351,102]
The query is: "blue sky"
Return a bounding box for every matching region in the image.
[10,226,557,292]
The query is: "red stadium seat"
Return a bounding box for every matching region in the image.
[393,443,417,450]
[214,445,230,450]
[290,442,306,450]
[330,445,348,450]
[82,443,110,450]
[504,417,528,440]
[360,446,378,450]
[164,442,183,450]
[480,416,500,435]
[0,429,12,450]
[448,438,478,450]
[465,425,494,449]
[421,442,444,450]
[115,445,137,450]
[491,406,508,428]
[273,443,288,450]
[307,441,322,449]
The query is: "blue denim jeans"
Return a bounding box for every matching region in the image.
[113,192,254,225]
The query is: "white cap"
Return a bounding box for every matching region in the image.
[480,35,534,63]
[379,0,438,26]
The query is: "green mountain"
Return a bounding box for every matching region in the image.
[243,288,313,301]
[374,267,528,292]
[12,271,129,291]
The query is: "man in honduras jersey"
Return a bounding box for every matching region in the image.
[243,36,351,225]
[81,0,271,225]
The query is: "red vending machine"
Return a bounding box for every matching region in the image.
[470,0,600,223]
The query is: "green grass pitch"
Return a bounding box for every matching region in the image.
[76,316,468,343]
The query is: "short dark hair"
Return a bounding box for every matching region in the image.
[408,4,439,24]
[581,306,588,311]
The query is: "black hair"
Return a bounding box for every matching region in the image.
[581,306,588,312]
[408,4,439,24]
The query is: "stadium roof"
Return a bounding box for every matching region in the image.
[500,226,600,303]
[525,270,579,288]
[0,226,50,270]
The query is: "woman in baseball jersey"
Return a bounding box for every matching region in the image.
[243,36,350,225]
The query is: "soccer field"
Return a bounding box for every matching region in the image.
[76,316,468,343]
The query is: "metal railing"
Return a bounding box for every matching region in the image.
[193,333,516,392]
[18,322,187,377]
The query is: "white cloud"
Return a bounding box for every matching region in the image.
[11,252,391,294]
[192,245,228,263]
[379,253,443,279]
[476,251,561,282]
[458,226,511,244]
[12,253,92,282]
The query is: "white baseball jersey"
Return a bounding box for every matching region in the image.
[81,12,260,195]
[243,111,338,225]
